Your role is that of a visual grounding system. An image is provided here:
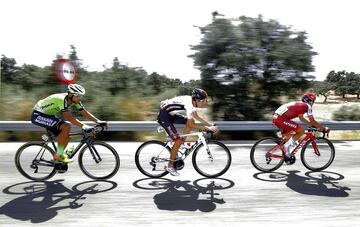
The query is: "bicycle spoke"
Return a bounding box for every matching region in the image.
[15,143,56,181]
[301,137,335,171]
[193,140,231,178]
[250,137,284,172]
[79,141,120,180]
[135,140,170,178]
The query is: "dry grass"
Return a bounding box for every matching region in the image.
[313,94,360,140]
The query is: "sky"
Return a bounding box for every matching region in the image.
[1,0,359,82]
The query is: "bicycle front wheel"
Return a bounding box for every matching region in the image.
[78,141,120,180]
[15,142,56,181]
[135,140,170,178]
[301,137,335,171]
[250,137,284,172]
[192,140,232,178]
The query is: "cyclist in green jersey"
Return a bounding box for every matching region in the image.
[31,84,106,163]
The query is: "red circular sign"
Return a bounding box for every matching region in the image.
[54,58,77,84]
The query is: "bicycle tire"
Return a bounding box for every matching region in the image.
[250,137,284,172]
[72,180,118,194]
[134,140,170,178]
[15,142,56,181]
[300,137,335,172]
[78,141,120,180]
[192,140,232,178]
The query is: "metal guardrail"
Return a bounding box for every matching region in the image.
[1,121,360,131]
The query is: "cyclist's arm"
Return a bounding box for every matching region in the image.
[307,116,326,130]
[80,108,100,122]
[62,111,84,128]
[299,114,311,125]
[192,111,214,126]
[186,118,208,131]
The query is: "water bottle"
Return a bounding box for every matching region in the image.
[66,145,75,156]
[178,142,192,158]
[178,144,187,158]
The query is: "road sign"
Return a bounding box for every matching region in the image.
[54,58,77,84]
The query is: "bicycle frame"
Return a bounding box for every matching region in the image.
[37,127,104,165]
[269,130,320,159]
[158,131,210,162]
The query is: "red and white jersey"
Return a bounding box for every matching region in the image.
[274,101,313,119]
[160,96,195,118]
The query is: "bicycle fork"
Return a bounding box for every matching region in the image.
[199,136,214,161]
[87,142,102,164]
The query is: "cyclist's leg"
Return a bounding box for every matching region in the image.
[31,110,70,161]
[273,115,301,155]
[157,110,182,171]
[57,123,71,155]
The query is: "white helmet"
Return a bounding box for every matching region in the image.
[67,84,85,95]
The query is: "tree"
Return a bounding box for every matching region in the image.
[69,45,83,70]
[1,55,18,83]
[312,81,333,102]
[190,15,317,121]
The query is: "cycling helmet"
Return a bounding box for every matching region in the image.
[191,88,208,100]
[67,84,85,95]
[302,92,316,104]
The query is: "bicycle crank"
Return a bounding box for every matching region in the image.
[284,156,296,165]
[54,162,68,173]
[174,159,185,170]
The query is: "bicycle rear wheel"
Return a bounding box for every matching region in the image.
[192,140,232,178]
[78,141,120,180]
[15,142,56,181]
[250,137,284,172]
[135,140,170,178]
[301,137,335,171]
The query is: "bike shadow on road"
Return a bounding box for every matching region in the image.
[133,178,234,212]
[0,179,118,223]
[253,170,351,197]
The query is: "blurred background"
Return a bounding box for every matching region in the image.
[1,14,360,141]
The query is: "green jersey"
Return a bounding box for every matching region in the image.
[33,93,84,116]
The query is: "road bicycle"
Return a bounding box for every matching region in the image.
[250,127,335,172]
[135,128,232,178]
[15,124,120,181]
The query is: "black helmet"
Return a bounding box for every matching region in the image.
[191,88,208,100]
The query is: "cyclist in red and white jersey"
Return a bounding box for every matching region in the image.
[272,92,330,158]
[157,88,218,176]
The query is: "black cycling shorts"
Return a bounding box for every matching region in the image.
[31,110,64,135]
[157,109,187,140]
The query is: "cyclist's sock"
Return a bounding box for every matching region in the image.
[57,145,65,155]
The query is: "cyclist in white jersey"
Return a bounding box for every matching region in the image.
[31,84,106,164]
[157,88,218,176]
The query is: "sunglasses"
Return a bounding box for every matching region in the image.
[73,94,83,98]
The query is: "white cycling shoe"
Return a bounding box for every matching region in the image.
[165,166,180,176]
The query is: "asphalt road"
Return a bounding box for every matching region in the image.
[0,141,359,227]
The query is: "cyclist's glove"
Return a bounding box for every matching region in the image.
[82,124,94,133]
[206,125,219,133]
[323,127,330,133]
[96,120,107,127]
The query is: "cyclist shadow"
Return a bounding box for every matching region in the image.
[133,178,234,212]
[0,179,117,223]
[253,170,351,197]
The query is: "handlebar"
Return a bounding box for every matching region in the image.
[307,126,329,138]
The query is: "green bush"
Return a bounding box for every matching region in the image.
[333,105,360,120]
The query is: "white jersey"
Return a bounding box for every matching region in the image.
[160,96,195,118]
